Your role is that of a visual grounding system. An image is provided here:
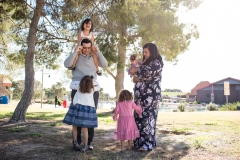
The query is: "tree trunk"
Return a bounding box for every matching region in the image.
[115,37,127,98]
[9,0,44,123]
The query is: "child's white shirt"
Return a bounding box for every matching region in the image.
[81,31,93,40]
[73,89,95,107]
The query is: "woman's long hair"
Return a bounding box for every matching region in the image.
[142,43,164,67]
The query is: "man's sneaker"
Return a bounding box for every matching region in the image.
[88,144,93,150]
[73,142,80,151]
[81,145,89,153]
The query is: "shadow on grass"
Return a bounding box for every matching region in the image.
[0,119,190,160]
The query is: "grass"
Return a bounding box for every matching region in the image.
[9,125,27,132]
[28,132,43,138]
[1,104,240,159]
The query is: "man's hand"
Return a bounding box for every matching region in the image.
[77,46,83,54]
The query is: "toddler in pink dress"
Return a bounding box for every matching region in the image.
[113,89,142,151]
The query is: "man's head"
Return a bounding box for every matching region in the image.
[80,38,92,55]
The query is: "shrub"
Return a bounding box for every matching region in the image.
[206,102,218,111]
[189,108,195,112]
[193,101,198,104]
[219,102,240,111]
[180,100,186,103]
[178,103,186,112]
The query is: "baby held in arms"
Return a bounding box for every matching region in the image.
[127,54,142,78]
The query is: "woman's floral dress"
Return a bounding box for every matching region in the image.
[133,59,162,151]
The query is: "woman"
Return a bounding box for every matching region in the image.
[133,43,163,151]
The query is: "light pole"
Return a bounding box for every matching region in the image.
[41,68,50,108]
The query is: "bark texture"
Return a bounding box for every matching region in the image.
[9,0,44,123]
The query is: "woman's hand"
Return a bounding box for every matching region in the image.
[133,77,141,83]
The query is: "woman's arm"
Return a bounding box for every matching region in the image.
[139,60,162,81]
[133,77,141,83]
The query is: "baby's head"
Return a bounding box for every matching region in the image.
[118,90,133,102]
[130,54,138,62]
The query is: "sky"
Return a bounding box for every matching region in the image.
[35,0,240,97]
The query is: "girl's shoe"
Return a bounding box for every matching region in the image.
[96,70,102,76]
[73,142,80,150]
[81,145,89,153]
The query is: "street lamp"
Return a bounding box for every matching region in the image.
[41,68,50,108]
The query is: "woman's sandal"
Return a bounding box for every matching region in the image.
[96,70,102,76]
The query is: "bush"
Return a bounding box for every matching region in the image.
[193,101,198,104]
[180,100,186,103]
[178,103,186,112]
[219,102,240,111]
[206,102,218,111]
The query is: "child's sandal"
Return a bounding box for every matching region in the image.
[68,66,75,70]
[96,70,102,76]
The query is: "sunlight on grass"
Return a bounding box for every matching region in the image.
[171,127,193,135]
[26,112,65,120]
[0,112,13,119]
[188,136,215,149]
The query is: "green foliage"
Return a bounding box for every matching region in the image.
[0,112,13,119]
[28,133,43,138]
[206,102,218,111]
[178,103,186,112]
[219,102,240,111]
[163,88,182,92]
[193,101,198,104]
[9,125,27,132]
[194,139,204,148]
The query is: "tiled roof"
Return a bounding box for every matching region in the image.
[189,81,211,96]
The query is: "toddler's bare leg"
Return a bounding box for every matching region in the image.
[93,52,102,75]
[121,140,125,151]
[127,140,132,149]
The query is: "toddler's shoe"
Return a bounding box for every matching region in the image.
[96,70,102,76]
[68,66,75,70]
[73,141,80,151]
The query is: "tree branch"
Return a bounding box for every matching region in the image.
[104,67,116,80]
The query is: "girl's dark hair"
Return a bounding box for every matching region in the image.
[79,75,94,93]
[81,18,93,32]
[117,90,133,102]
[142,43,164,67]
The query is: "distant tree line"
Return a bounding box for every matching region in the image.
[163,89,182,92]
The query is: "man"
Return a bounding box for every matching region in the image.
[55,95,58,108]
[64,38,108,151]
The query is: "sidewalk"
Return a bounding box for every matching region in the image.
[0,101,68,113]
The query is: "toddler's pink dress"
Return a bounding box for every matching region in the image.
[113,100,142,140]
